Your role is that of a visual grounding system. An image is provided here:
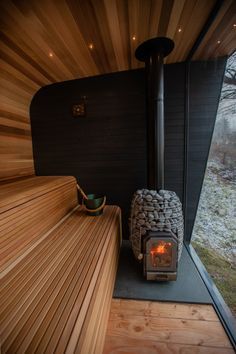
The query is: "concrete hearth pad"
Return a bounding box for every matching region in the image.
[113,240,212,304]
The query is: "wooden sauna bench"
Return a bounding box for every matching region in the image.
[0,176,121,354]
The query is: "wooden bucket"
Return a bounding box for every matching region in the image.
[83,194,106,216]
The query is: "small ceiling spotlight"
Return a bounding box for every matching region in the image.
[217,40,221,44]
[88,43,94,49]
[132,35,136,41]
[49,52,53,57]
[178,27,182,33]
[233,24,236,28]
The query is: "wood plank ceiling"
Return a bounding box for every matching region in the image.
[0,0,235,181]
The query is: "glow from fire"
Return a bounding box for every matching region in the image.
[150,242,172,255]
[150,241,172,267]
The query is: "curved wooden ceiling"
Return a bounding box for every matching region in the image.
[0,0,235,180]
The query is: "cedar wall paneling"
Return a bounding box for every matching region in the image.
[0,58,37,180]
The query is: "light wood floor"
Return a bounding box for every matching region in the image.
[103,299,235,354]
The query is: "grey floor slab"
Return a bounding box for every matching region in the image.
[113,240,212,304]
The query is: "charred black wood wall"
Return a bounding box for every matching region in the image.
[164,63,185,200]
[31,60,225,240]
[31,70,147,238]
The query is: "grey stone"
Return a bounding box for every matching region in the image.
[145,195,153,202]
[136,190,143,195]
[157,222,164,227]
[141,228,146,235]
[155,194,164,201]
[154,211,159,219]
[143,206,154,211]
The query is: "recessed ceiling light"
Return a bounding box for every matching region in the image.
[49,52,53,57]
[132,35,136,41]
[233,24,236,28]
[178,28,182,33]
[217,40,221,44]
[89,43,94,49]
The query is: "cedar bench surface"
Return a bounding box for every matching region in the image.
[0,176,121,354]
[0,176,78,274]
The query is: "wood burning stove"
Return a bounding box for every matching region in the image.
[130,37,184,281]
[130,188,183,280]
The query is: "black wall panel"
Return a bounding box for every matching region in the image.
[164,63,185,199]
[31,70,147,238]
[31,60,225,240]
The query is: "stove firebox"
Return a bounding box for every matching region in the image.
[143,231,178,281]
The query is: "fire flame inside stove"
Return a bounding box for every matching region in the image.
[150,241,172,267]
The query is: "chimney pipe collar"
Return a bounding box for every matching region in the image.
[135,37,174,62]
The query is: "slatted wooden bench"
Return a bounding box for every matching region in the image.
[0,176,121,354]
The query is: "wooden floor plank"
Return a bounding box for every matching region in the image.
[103,336,235,354]
[106,312,232,348]
[103,299,234,353]
[110,298,219,321]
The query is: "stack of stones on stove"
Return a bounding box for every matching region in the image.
[130,189,184,261]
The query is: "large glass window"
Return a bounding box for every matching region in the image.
[192,52,236,316]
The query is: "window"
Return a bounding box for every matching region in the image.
[192,52,236,317]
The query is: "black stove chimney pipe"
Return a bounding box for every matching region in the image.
[135,37,174,191]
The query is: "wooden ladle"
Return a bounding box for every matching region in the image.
[76,183,88,200]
